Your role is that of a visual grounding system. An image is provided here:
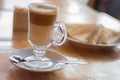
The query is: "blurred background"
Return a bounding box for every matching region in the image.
[91,0,120,20]
[0,0,120,46]
[0,0,120,20]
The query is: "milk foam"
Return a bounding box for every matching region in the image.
[29,3,58,15]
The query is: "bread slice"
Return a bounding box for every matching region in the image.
[108,35,120,43]
[67,23,120,44]
[67,24,87,35]
[67,23,96,43]
[87,24,104,44]
[98,28,120,44]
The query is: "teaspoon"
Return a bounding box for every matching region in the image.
[9,55,88,65]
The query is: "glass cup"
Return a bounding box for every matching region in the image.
[26,2,67,69]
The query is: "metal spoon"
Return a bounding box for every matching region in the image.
[9,55,88,65]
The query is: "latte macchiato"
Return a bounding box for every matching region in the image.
[28,3,57,45]
[26,2,66,70]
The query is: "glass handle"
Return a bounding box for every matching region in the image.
[53,21,67,46]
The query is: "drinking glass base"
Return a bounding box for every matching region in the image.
[24,56,53,69]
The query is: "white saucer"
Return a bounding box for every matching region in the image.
[9,48,67,72]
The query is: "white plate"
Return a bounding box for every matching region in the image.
[67,37,120,49]
[9,48,67,72]
[67,12,120,49]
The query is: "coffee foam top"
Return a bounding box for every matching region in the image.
[29,3,58,15]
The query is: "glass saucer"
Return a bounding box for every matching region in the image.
[9,48,67,72]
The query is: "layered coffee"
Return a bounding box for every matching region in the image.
[28,3,57,45]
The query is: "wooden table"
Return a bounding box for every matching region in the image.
[1,0,120,80]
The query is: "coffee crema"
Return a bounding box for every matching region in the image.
[28,3,58,46]
[29,3,57,26]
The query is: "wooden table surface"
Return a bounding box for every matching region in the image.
[1,0,120,80]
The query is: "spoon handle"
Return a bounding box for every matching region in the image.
[54,60,88,65]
